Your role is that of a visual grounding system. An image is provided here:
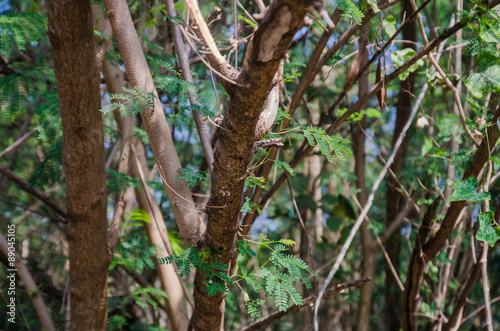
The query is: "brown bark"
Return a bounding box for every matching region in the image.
[46,0,109,329]
[189,1,311,329]
[353,23,374,331]
[385,0,417,330]
[384,0,417,327]
[403,104,500,331]
[103,0,206,246]
[100,57,190,330]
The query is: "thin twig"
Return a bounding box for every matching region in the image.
[285,172,317,294]
[409,0,480,147]
[0,129,37,159]
[239,277,371,331]
[165,0,214,172]
[313,64,427,331]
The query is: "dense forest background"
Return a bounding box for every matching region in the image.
[1,0,500,330]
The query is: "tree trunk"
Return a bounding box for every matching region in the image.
[384,1,417,329]
[354,24,374,331]
[46,0,109,329]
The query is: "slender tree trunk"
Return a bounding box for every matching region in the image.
[101,58,190,331]
[46,0,109,329]
[385,1,417,329]
[354,24,374,331]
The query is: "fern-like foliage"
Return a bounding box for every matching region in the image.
[158,246,233,296]
[302,126,351,162]
[235,237,317,314]
[244,176,266,190]
[100,86,156,117]
[131,287,170,309]
[109,234,157,272]
[240,196,261,214]
[175,167,207,188]
[338,0,364,25]
[30,139,63,188]
[107,169,141,195]
[0,13,47,58]
[0,68,56,121]
[274,160,296,176]
[34,91,61,142]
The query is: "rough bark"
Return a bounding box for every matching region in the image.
[189,1,311,329]
[46,0,109,329]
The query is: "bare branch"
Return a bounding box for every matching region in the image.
[239,277,371,331]
[0,233,56,331]
[0,163,67,220]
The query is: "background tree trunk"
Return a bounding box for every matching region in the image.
[384,1,417,329]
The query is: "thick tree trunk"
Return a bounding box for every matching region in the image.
[46,1,109,329]
[189,1,311,329]
[384,1,417,329]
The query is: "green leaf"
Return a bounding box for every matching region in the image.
[448,177,491,202]
[391,48,424,81]
[465,65,500,98]
[476,211,500,247]
[366,0,380,13]
[274,160,296,176]
[382,15,397,38]
[238,15,257,27]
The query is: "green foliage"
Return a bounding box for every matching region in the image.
[131,287,170,309]
[0,69,56,121]
[274,160,296,176]
[133,127,150,145]
[476,211,500,247]
[448,177,491,202]
[124,209,150,227]
[302,126,351,162]
[338,107,381,123]
[241,196,261,214]
[338,0,364,25]
[34,91,61,142]
[465,63,500,98]
[100,86,156,117]
[0,13,47,59]
[157,237,315,317]
[235,237,317,314]
[274,108,292,125]
[382,15,397,38]
[30,139,63,188]
[391,48,424,80]
[110,234,157,273]
[244,176,266,190]
[158,246,233,296]
[107,169,141,195]
[238,15,257,28]
[175,167,207,188]
[243,293,265,320]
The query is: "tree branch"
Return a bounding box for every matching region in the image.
[239,277,371,331]
[0,163,67,220]
[0,232,56,331]
[103,0,206,246]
